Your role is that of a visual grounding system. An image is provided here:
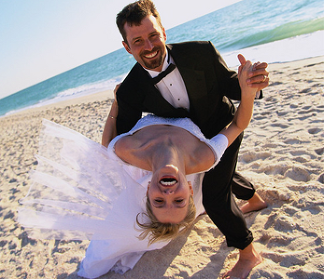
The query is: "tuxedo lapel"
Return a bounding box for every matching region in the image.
[177,66,207,102]
[167,44,222,125]
[167,45,209,122]
[167,44,207,101]
[137,67,189,118]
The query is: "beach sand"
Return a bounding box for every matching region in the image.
[0,56,323,278]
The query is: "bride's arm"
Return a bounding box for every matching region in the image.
[102,85,120,147]
[220,54,258,147]
[195,55,258,168]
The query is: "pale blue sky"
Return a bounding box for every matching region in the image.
[0,0,241,99]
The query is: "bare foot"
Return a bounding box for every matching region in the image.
[240,192,267,214]
[222,243,262,279]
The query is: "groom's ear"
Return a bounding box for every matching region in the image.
[122,41,132,54]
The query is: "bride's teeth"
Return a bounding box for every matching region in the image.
[160,179,177,186]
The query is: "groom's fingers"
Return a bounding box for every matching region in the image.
[254,61,268,70]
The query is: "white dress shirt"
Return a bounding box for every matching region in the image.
[146,52,190,111]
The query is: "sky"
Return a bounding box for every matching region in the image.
[0,0,242,100]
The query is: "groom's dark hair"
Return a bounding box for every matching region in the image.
[117,0,163,45]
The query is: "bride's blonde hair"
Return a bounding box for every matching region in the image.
[136,195,196,245]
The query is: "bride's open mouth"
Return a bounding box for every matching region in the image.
[159,177,178,186]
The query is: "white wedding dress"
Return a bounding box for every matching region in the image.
[18,114,228,279]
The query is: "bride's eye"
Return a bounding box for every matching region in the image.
[175,199,184,203]
[154,199,163,203]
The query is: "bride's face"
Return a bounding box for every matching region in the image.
[147,165,193,223]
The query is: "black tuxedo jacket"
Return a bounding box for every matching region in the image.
[116,41,242,138]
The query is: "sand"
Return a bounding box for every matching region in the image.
[0,56,323,279]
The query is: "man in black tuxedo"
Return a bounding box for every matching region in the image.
[102,1,269,277]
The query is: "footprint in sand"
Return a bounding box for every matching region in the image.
[315,147,324,155]
[308,127,322,134]
[262,143,279,149]
[289,150,309,157]
[259,164,289,176]
[263,212,296,232]
[267,234,295,248]
[300,88,312,93]
[293,156,309,163]
[276,111,289,116]
[280,252,308,267]
[240,151,272,163]
[289,71,300,76]
[284,166,310,182]
[254,115,269,121]
[312,82,323,88]
[304,62,324,68]
[275,215,296,232]
[269,81,283,86]
[271,122,289,128]
[300,106,312,113]
[284,138,301,145]
[287,270,324,279]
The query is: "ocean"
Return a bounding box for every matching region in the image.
[0,0,323,117]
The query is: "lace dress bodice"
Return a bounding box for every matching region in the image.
[108,114,228,170]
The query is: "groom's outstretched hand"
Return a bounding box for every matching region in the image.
[238,54,269,92]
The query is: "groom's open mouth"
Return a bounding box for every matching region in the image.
[143,50,158,60]
[159,177,178,186]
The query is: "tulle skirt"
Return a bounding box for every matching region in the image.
[18,119,131,240]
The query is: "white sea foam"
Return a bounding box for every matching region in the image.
[9,75,126,113]
[223,30,324,67]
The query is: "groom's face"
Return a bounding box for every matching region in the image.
[122,15,167,72]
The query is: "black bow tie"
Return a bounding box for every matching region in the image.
[151,63,176,84]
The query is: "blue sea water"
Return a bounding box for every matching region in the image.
[0,0,323,117]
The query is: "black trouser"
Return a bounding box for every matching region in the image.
[202,133,255,250]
